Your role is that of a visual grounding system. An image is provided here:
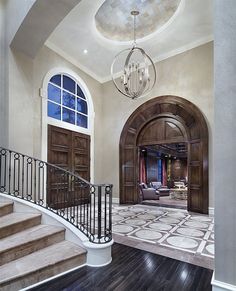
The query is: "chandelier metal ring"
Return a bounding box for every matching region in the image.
[111,10,157,99]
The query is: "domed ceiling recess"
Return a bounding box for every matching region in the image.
[95,0,182,42]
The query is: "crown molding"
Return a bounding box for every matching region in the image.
[45,40,105,83]
[45,35,213,84]
[152,35,213,66]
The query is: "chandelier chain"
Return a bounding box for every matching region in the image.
[133,13,136,47]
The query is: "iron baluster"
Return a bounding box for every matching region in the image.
[21,156,25,199]
[8,151,12,195]
[0,147,112,244]
[97,185,102,241]
[34,159,37,203]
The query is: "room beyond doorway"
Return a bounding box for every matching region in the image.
[120,96,209,214]
[139,143,188,210]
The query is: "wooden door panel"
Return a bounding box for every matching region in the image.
[189,165,201,186]
[189,189,201,212]
[124,148,135,166]
[165,121,184,139]
[188,140,206,213]
[48,126,72,170]
[123,186,136,204]
[73,132,90,181]
[51,131,70,147]
[48,125,90,209]
[49,150,70,168]
[124,167,135,183]
[120,146,137,203]
[190,142,201,161]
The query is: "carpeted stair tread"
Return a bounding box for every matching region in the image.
[0,240,87,288]
[0,224,65,265]
[0,201,13,217]
[0,212,41,238]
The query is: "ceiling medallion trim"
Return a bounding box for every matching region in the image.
[94,0,184,44]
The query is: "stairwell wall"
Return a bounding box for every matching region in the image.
[0,0,8,147]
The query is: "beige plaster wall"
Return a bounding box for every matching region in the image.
[0,0,8,147]
[33,46,104,183]
[8,45,104,183]
[101,42,214,207]
[8,49,34,154]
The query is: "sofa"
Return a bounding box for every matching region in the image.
[150,182,170,197]
[139,183,159,201]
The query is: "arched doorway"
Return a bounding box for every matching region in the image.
[120,96,209,214]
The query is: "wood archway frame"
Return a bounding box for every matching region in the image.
[119,96,209,214]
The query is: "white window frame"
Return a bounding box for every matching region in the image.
[41,67,95,183]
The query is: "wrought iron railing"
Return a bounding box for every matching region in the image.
[0,147,112,244]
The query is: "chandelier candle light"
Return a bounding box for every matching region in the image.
[111,10,157,99]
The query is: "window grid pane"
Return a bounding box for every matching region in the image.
[77,97,88,114]
[63,75,75,94]
[48,101,61,120]
[77,113,88,128]
[50,74,61,87]
[48,83,61,104]
[77,85,86,99]
[62,107,75,125]
[63,91,75,110]
[48,74,88,129]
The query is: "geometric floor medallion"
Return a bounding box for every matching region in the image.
[111,204,214,269]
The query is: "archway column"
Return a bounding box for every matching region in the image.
[213,1,236,290]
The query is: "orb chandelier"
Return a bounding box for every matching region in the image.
[111,10,156,100]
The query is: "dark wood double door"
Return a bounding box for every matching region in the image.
[47,125,90,208]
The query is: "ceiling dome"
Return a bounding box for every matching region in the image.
[95,0,182,42]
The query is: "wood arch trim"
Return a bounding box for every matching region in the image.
[137,117,188,146]
[119,95,209,214]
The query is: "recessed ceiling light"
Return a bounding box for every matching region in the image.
[83,49,88,54]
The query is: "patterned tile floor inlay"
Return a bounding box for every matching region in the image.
[112,204,214,263]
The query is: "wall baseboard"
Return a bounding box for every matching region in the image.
[212,272,236,291]
[112,198,120,204]
[209,207,214,216]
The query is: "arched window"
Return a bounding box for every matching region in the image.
[47,74,88,128]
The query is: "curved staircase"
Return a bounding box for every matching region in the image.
[0,199,87,291]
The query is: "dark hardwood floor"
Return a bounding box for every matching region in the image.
[30,243,213,291]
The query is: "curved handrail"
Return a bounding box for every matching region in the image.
[0,147,113,244]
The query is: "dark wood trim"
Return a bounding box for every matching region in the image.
[119,95,209,214]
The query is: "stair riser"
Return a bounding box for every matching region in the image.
[0,216,41,239]
[0,254,86,291]
[0,204,13,217]
[0,230,65,266]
